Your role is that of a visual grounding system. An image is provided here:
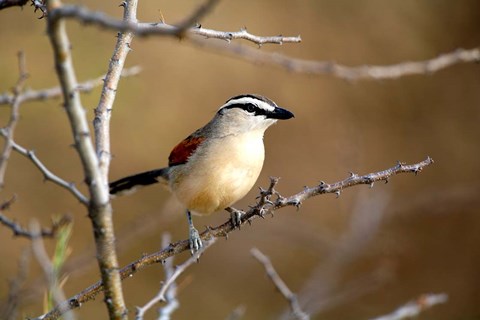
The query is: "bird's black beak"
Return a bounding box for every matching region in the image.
[269,106,295,120]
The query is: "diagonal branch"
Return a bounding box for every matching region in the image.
[0,196,72,239]
[251,248,309,320]
[0,66,141,106]
[0,134,89,204]
[35,157,433,320]
[190,38,480,80]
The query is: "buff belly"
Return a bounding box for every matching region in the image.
[169,132,265,215]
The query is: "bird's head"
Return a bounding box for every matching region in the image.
[216,94,294,133]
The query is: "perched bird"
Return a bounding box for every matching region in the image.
[109,94,294,254]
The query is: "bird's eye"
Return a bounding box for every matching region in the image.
[246,104,255,113]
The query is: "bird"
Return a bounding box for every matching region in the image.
[109,94,294,254]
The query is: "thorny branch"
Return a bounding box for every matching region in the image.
[93,0,139,184]
[0,135,89,204]
[35,157,433,320]
[251,248,309,320]
[45,4,301,45]
[0,196,71,239]
[0,66,141,106]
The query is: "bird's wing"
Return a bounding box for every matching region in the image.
[168,135,206,167]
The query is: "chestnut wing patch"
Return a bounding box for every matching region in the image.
[168,135,206,167]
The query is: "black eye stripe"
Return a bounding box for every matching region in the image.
[222,103,268,116]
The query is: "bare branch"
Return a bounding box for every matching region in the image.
[93,0,138,183]
[0,51,29,189]
[0,66,141,106]
[190,38,480,80]
[251,248,309,320]
[36,158,433,320]
[45,0,126,318]
[44,4,301,45]
[0,134,89,204]
[0,196,71,238]
[370,293,448,320]
[136,237,216,320]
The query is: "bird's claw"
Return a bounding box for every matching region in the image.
[228,208,244,229]
[189,227,203,256]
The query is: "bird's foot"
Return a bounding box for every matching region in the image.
[188,226,203,256]
[226,207,245,229]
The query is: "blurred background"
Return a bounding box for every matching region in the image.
[1,0,479,319]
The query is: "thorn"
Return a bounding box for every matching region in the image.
[288,199,302,209]
[384,178,389,184]
[265,199,274,206]
[335,190,341,198]
[369,182,374,188]
[119,1,127,7]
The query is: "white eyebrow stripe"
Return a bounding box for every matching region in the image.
[220,97,276,112]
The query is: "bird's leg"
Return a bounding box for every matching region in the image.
[186,209,202,255]
[226,207,245,229]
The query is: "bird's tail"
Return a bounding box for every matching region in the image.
[109,168,169,196]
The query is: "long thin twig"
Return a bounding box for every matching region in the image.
[45,0,127,319]
[45,4,301,45]
[0,196,71,238]
[0,51,29,189]
[135,237,216,320]
[93,0,138,183]
[369,293,448,320]
[34,157,433,320]
[0,135,89,204]
[191,38,480,80]
[251,248,309,320]
[0,66,141,106]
